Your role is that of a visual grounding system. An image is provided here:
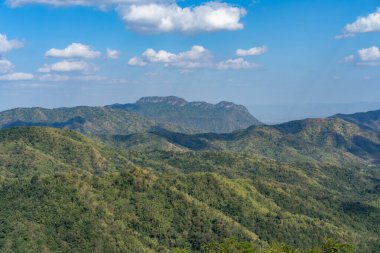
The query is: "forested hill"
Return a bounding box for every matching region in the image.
[0,106,190,135]
[333,109,380,134]
[118,117,380,166]
[110,96,262,133]
[1,127,379,252]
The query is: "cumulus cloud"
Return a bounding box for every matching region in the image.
[236,45,267,56]
[217,58,258,70]
[338,7,380,38]
[106,48,121,59]
[129,45,211,68]
[39,60,90,72]
[45,43,101,59]
[0,59,14,73]
[0,72,33,81]
[358,46,380,62]
[7,1,246,34]
[0,34,23,54]
[128,57,147,66]
[342,46,380,66]
[118,2,246,33]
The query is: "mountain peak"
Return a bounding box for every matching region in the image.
[112,96,262,133]
[215,101,248,111]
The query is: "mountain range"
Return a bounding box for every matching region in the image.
[1,96,380,252]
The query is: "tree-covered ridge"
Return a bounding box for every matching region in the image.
[1,103,380,166]
[333,110,380,134]
[110,96,262,133]
[114,117,380,166]
[1,127,379,252]
[0,106,189,135]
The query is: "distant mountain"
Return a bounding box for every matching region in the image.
[1,127,379,252]
[0,106,188,135]
[333,110,380,134]
[7,103,377,166]
[110,96,262,133]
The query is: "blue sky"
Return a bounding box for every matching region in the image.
[0,0,380,119]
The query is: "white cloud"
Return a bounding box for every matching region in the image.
[0,72,33,81]
[217,58,258,70]
[128,57,147,66]
[118,2,246,33]
[339,7,380,38]
[45,43,101,59]
[342,46,380,66]
[129,45,210,68]
[358,46,380,62]
[0,34,23,54]
[0,59,14,73]
[143,48,176,63]
[106,48,121,59]
[39,60,90,72]
[236,45,268,56]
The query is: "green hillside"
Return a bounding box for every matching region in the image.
[334,110,380,134]
[0,106,189,135]
[110,96,262,133]
[1,127,379,252]
[142,118,380,166]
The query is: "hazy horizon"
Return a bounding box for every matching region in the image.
[1,94,380,124]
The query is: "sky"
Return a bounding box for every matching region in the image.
[0,0,380,121]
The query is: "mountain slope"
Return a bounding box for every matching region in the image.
[1,127,379,252]
[0,106,188,135]
[144,118,380,165]
[333,109,380,134]
[110,96,262,133]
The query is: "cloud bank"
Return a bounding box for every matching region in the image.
[118,2,246,33]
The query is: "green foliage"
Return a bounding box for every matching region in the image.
[201,238,354,253]
[0,127,379,252]
[334,110,380,135]
[137,118,380,166]
[0,106,188,135]
[202,238,257,253]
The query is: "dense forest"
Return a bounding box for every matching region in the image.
[1,98,380,252]
[0,122,379,252]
